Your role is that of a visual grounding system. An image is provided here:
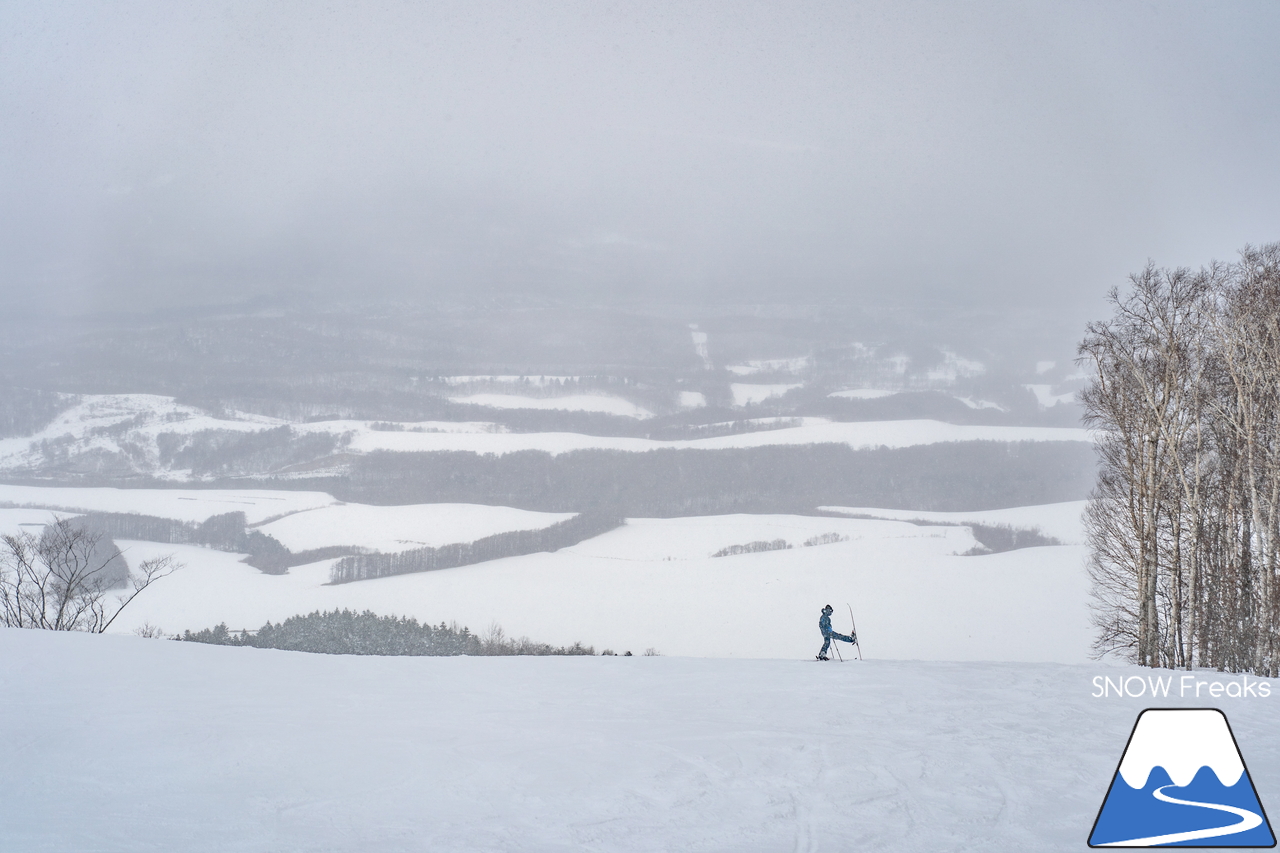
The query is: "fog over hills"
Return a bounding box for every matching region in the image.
[4,6,1280,850]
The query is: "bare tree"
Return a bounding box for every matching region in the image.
[0,518,179,633]
[1081,243,1280,675]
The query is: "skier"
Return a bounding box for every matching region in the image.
[816,604,856,660]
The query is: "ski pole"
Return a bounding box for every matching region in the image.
[848,603,862,661]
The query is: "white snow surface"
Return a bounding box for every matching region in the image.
[0,393,286,475]
[829,388,896,400]
[448,393,653,419]
[1118,709,1246,789]
[0,393,1092,477]
[108,510,1092,664]
[257,503,575,553]
[0,484,337,525]
[0,506,76,537]
[4,628,1276,852]
[678,390,707,408]
[731,383,803,406]
[820,501,1088,545]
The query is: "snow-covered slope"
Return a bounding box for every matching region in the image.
[257,502,575,553]
[344,418,1092,456]
[0,484,337,524]
[821,501,1088,545]
[108,510,1092,663]
[0,393,1092,479]
[4,628,1275,852]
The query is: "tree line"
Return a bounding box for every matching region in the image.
[1080,243,1280,674]
[338,441,1096,516]
[182,609,595,656]
[328,513,623,584]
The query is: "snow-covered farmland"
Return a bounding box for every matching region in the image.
[107,509,1091,664]
[829,388,896,400]
[821,500,1088,546]
[0,484,337,525]
[0,392,1094,479]
[5,627,1275,852]
[346,418,1092,456]
[448,393,653,419]
[678,390,707,408]
[257,502,575,553]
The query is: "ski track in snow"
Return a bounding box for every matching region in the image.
[4,629,1275,852]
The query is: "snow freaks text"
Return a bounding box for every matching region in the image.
[1092,675,1273,700]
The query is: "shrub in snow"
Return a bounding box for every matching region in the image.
[1,518,178,632]
[803,532,848,547]
[711,539,790,558]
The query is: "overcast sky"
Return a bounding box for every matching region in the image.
[2,1,1278,325]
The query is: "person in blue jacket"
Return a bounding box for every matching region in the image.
[817,604,856,660]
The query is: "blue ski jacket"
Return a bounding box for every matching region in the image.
[819,612,833,637]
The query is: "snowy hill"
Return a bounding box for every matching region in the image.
[103,509,1089,664]
[3,628,1276,852]
[0,392,1091,482]
[0,483,1091,662]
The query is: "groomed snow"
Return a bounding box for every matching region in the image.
[448,393,654,419]
[108,510,1092,664]
[257,503,576,553]
[4,628,1275,852]
[0,484,337,525]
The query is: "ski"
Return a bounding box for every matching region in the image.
[848,603,862,660]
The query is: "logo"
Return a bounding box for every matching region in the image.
[1089,708,1275,847]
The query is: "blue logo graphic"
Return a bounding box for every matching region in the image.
[1089,708,1275,847]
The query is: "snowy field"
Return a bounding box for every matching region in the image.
[257,503,576,553]
[108,510,1092,664]
[345,418,1091,456]
[0,484,337,525]
[0,393,1092,478]
[0,483,1093,662]
[3,627,1277,852]
[821,501,1089,545]
[447,393,654,419]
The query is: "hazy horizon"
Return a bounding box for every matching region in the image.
[3,2,1279,334]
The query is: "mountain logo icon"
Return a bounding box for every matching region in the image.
[1089,708,1275,847]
